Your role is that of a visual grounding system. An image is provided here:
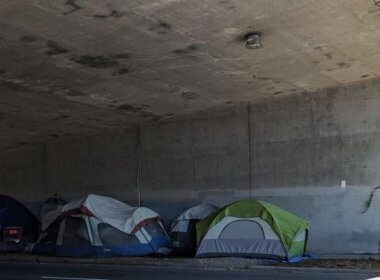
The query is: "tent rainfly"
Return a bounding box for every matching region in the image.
[32,194,172,257]
[170,203,218,256]
[196,199,309,260]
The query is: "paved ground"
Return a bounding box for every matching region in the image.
[0,262,380,280]
[5,253,380,271]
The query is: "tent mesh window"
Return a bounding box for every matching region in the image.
[62,217,90,245]
[41,221,60,244]
[144,222,167,238]
[98,223,139,245]
[219,220,265,239]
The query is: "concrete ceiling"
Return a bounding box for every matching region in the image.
[1,0,380,151]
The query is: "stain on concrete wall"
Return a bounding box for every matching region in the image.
[20,36,37,43]
[94,9,125,19]
[45,40,69,55]
[148,20,172,35]
[71,55,119,68]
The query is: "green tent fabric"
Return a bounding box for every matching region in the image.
[196,199,309,255]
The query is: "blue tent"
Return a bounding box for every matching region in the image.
[0,195,39,243]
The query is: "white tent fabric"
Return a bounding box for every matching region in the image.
[196,217,307,258]
[55,194,159,234]
[41,210,61,231]
[40,195,66,231]
[175,203,218,222]
[33,194,172,257]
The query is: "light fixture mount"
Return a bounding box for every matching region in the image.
[245,31,262,49]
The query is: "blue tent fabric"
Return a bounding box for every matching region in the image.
[0,195,39,242]
[32,235,171,257]
[287,254,315,263]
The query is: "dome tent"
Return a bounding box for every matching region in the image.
[32,194,171,257]
[39,194,66,231]
[196,199,308,260]
[0,195,39,245]
[170,203,217,256]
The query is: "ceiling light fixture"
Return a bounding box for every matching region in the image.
[245,32,262,49]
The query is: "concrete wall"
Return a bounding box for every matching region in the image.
[0,129,138,214]
[250,79,380,254]
[1,78,380,254]
[140,106,250,222]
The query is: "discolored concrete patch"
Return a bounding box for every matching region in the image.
[157,20,171,30]
[45,40,69,55]
[172,44,198,54]
[20,36,37,43]
[116,103,161,120]
[337,62,350,69]
[252,75,271,81]
[110,53,130,59]
[117,104,143,112]
[71,55,119,68]
[94,10,125,19]
[65,89,87,96]
[149,20,172,34]
[52,114,70,120]
[314,46,333,60]
[272,91,283,95]
[112,68,130,76]
[181,91,201,100]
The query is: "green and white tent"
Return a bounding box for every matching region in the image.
[196,199,309,260]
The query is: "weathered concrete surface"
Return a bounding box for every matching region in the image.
[46,128,138,204]
[0,144,46,212]
[1,79,380,254]
[251,79,380,188]
[250,186,380,254]
[0,129,139,213]
[140,105,250,222]
[2,1,380,151]
[247,79,380,254]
